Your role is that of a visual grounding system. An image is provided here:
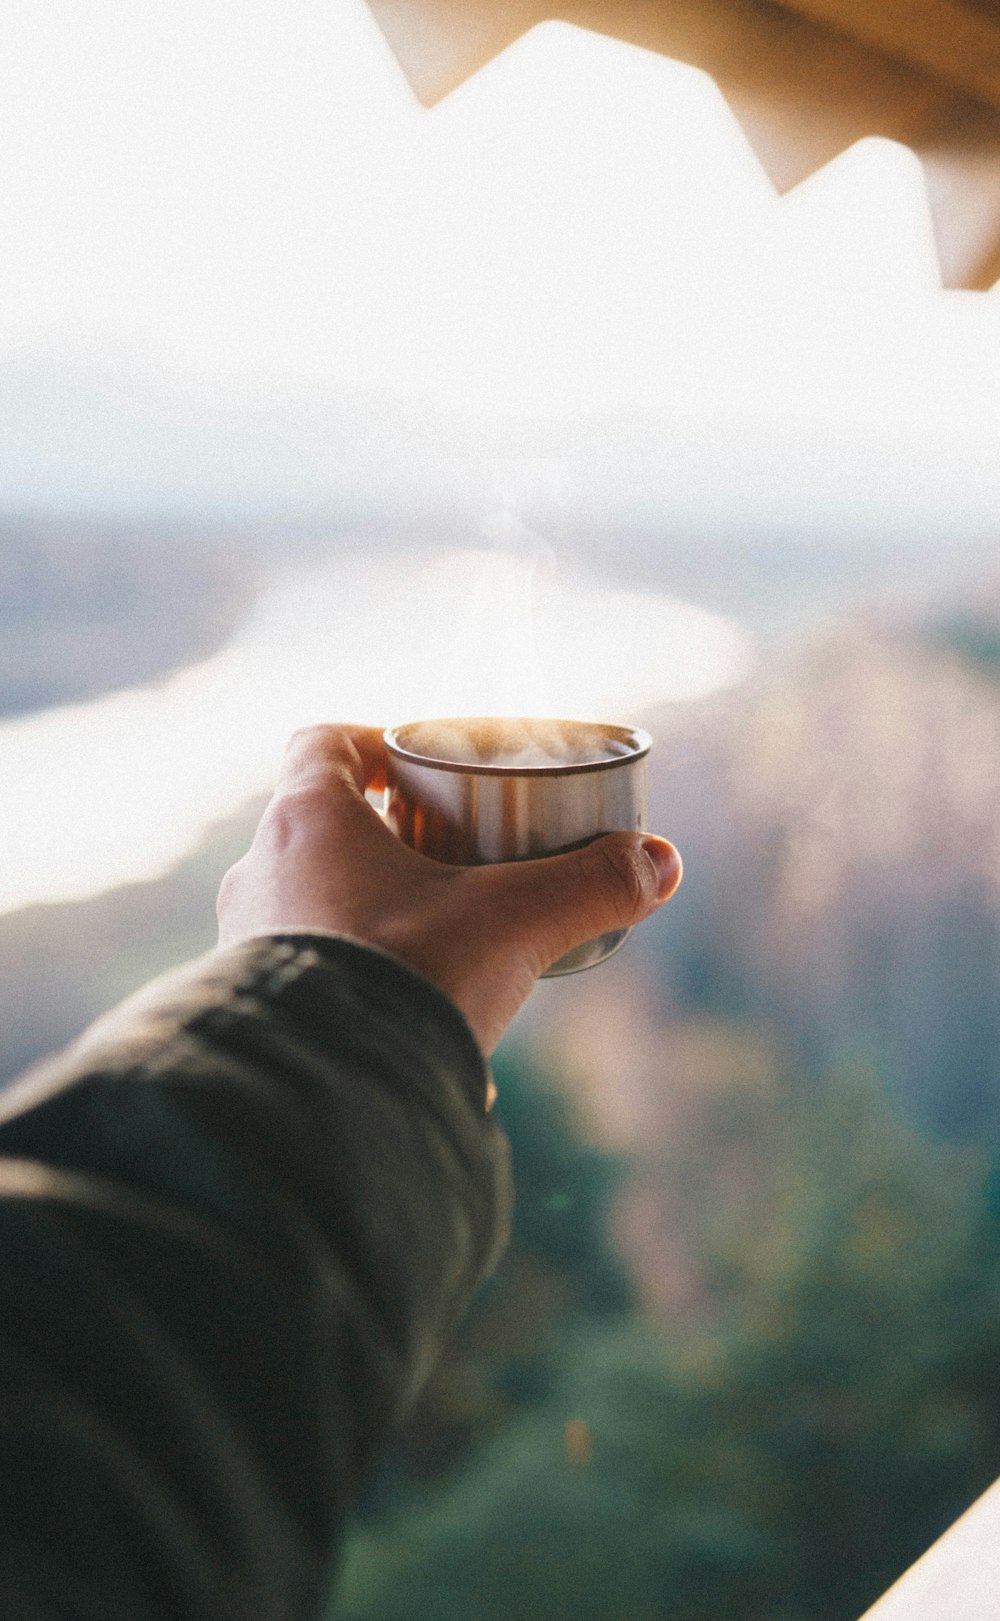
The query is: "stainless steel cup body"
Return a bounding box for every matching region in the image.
[384,717,651,976]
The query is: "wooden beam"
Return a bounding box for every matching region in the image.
[776,0,1000,117]
[919,102,1000,285]
[559,0,948,187]
[370,0,1000,123]
[370,0,537,104]
[371,0,950,131]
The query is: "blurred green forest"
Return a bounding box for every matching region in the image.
[334,1042,1000,1621]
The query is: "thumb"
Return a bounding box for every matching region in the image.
[480,833,682,972]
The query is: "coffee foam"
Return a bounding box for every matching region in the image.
[396,718,634,769]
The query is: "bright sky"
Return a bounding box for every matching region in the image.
[2,0,999,463]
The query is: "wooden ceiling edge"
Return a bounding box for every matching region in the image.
[366,1,1000,288]
[369,1,1000,156]
[366,1,538,106]
[965,234,1000,290]
[774,0,1000,121]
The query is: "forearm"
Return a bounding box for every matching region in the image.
[0,935,511,1620]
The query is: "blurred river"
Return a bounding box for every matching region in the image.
[0,549,751,914]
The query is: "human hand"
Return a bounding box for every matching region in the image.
[217,725,682,1056]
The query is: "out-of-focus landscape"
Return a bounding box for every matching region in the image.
[4,511,1000,1621]
[5,1,1000,1615]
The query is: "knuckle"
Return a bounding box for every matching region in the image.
[289,722,333,749]
[284,724,326,763]
[262,785,325,844]
[282,726,363,794]
[283,725,340,774]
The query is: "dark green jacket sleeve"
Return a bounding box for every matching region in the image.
[0,934,512,1621]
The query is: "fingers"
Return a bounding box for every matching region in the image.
[275,725,387,797]
[476,832,682,970]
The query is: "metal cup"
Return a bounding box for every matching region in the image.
[383,716,651,976]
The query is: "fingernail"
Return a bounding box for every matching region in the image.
[642,837,682,900]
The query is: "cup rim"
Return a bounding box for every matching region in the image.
[384,717,652,777]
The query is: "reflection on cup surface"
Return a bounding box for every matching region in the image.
[384,717,651,976]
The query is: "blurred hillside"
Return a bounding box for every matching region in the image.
[0,808,257,1086]
[0,518,261,716]
[642,613,1000,1142]
[336,1043,1000,1621]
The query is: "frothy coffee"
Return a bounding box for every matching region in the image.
[392,717,636,770]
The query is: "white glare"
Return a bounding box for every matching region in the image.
[2,1,998,470]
